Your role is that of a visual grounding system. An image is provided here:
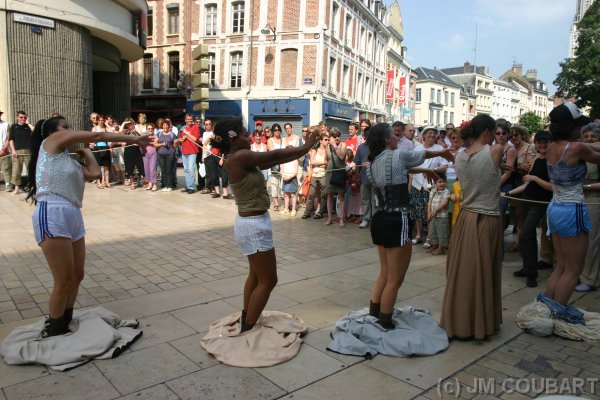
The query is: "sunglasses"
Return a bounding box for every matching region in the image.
[273,129,281,131]
[302,130,308,132]
[496,131,508,136]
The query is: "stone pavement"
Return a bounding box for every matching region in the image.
[0,179,598,400]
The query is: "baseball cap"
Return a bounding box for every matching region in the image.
[549,102,592,126]
[255,120,263,126]
[534,131,551,141]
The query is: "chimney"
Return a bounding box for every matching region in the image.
[464,61,471,73]
[513,63,523,76]
[526,69,538,80]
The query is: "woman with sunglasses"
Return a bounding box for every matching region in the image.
[508,125,536,252]
[302,129,329,219]
[267,124,284,211]
[495,122,517,227]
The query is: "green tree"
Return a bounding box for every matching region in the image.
[518,111,543,134]
[554,1,600,116]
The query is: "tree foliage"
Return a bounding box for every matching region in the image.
[518,111,543,135]
[554,1,600,116]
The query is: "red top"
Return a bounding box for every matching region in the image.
[178,125,200,155]
[345,136,358,154]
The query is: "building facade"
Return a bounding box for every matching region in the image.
[384,1,414,123]
[441,62,493,116]
[0,0,147,129]
[499,64,549,120]
[569,0,596,58]
[413,67,461,127]
[132,0,395,135]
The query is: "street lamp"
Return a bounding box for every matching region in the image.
[261,24,276,42]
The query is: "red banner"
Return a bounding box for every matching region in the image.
[398,76,407,104]
[386,70,395,99]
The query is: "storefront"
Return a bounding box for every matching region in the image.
[248,99,309,137]
[323,100,354,140]
[131,94,187,125]
[204,100,243,123]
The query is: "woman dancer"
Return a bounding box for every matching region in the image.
[441,115,504,340]
[545,102,600,305]
[26,117,151,336]
[214,117,318,332]
[366,123,451,329]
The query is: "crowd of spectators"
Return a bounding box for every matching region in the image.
[1,108,599,294]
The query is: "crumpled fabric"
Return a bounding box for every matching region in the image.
[201,310,307,367]
[327,307,449,358]
[0,307,142,371]
[536,292,585,325]
[516,296,600,342]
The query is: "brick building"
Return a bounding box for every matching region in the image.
[132,0,395,134]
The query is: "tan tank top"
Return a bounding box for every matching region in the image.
[455,145,500,215]
[230,167,271,213]
[312,150,326,178]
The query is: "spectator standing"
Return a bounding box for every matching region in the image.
[251,131,269,180]
[202,119,219,195]
[345,123,359,154]
[176,114,200,194]
[357,119,371,147]
[143,123,158,191]
[155,120,176,192]
[355,130,373,229]
[91,115,112,189]
[8,111,34,195]
[0,110,12,191]
[427,174,450,255]
[325,128,347,227]
[301,129,328,219]
[267,124,284,210]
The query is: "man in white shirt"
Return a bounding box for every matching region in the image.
[0,111,11,191]
[200,119,215,194]
[393,121,415,152]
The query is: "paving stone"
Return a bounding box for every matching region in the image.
[168,334,220,369]
[0,310,22,323]
[255,344,347,392]
[279,364,422,399]
[0,301,16,313]
[115,384,179,400]
[0,360,49,389]
[3,363,116,400]
[171,300,238,333]
[166,364,286,399]
[129,313,197,351]
[94,343,199,395]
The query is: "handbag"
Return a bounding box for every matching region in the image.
[329,147,347,188]
[301,173,312,197]
[199,163,206,178]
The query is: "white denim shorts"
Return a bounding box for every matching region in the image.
[32,194,85,245]
[234,212,274,256]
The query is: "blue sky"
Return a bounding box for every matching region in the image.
[391,0,576,93]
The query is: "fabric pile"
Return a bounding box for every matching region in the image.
[516,293,600,342]
[0,307,142,371]
[201,310,308,367]
[327,307,449,358]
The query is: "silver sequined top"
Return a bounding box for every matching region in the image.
[36,139,84,208]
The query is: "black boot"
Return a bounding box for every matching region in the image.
[44,317,69,337]
[241,310,247,326]
[240,323,255,333]
[526,274,538,288]
[369,301,380,317]
[377,313,395,330]
[63,308,74,326]
[513,268,527,277]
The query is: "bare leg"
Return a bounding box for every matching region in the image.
[291,193,297,212]
[245,248,278,325]
[380,245,412,313]
[40,237,75,319]
[549,234,588,304]
[243,268,258,312]
[337,193,345,227]
[415,220,423,239]
[326,193,334,224]
[66,238,86,309]
[546,234,565,299]
[283,193,290,212]
[371,246,389,303]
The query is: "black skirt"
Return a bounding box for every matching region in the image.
[94,145,111,167]
[124,146,145,178]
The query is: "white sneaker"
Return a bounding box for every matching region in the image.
[161,187,168,192]
[359,220,369,229]
[164,188,172,192]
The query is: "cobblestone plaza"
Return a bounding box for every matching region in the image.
[0,179,598,399]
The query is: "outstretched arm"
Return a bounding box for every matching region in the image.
[46,130,153,154]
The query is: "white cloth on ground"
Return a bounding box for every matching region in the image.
[327,307,449,358]
[0,307,142,371]
[201,310,307,367]
[516,299,600,342]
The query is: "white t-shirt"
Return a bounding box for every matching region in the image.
[202,131,213,159]
[0,121,8,148]
[411,143,448,190]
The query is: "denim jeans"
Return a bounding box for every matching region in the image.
[182,153,197,190]
[519,204,547,277]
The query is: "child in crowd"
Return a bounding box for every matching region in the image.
[427,173,450,255]
[281,148,299,216]
[345,148,362,222]
[450,178,462,227]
